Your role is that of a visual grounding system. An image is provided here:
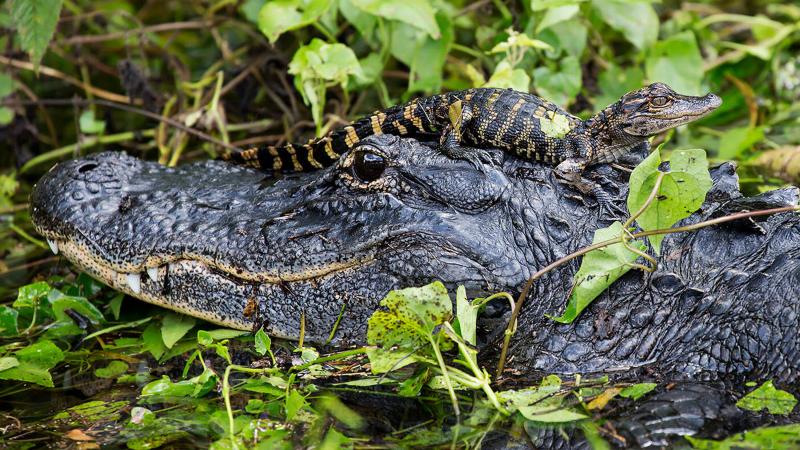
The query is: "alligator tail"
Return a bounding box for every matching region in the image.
[221,95,446,172]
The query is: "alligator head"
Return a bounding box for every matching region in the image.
[587,83,722,163]
[30,135,800,385]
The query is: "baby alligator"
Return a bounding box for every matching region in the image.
[221,82,721,180]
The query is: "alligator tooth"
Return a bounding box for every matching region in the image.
[126,273,141,294]
[47,239,59,255]
[146,267,158,281]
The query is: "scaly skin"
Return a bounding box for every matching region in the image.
[221,83,721,180]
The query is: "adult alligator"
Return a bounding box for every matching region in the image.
[30,135,800,446]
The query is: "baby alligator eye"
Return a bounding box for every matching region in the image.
[651,96,669,107]
[352,150,386,182]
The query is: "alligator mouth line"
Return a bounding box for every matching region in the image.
[42,233,375,296]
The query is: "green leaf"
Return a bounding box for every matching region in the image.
[627,148,713,253]
[289,39,363,133]
[0,356,19,372]
[320,428,352,450]
[160,313,196,348]
[285,389,307,420]
[254,328,273,358]
[0,72,15,97]
[339,0,376,38]
[94,360,129,379]
[533,55,582,106]
[0,339,65,387]
[197,330,213,346]
[490,32,552,54]
[486,60,531,92]
[49,290,105,325]
[718,126,765,160]
[10,0,64,70]
[538,18,588,58]
[536,5,580,33]
[0,107,13,126]
[455,286,478,346]
[14,281,52,309]
[531,0,586,11]
[108,294,123,320]
[351,0,440,39]
[257,0,333,43]
[366,282,452,373]
[501,375,588,422]
[142,322,166,359]
[141,370,217,399]
[592,0,658,50]
[78,110,106,135]
[686,424,800,450]
[619,382,657,400]
[645,31,705,96]
[0,306,19,337]
[736,381,797,415]
[549,221,645,323]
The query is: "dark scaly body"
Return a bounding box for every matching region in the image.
[222,84,721,174]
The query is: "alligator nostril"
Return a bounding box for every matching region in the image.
[78,163,98,173]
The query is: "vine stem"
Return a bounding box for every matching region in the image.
[495,204,800,378]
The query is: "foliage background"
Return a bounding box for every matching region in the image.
[0,0,799,448]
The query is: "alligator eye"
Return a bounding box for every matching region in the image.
[651,96,669,107]
[352,151,386,182]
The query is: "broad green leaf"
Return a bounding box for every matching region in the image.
[0,339,65,387]
[533,55,582,106]
[408,12,453,93]
[289,39,363,133]
[94,360,129,379]
[536,5,579,33]
[0,356,19,372]
[238,0,263,23]
[531,0,586,11]
[0,72,15,97]
[255,327,272,356]
[549,221,645,323]
[0,305,19,337]
[142,323,166,359]
[366,282,452,373]
[160,313,196,348]
[78,110,106,135]
[339,0,376,38]
[285,389,307,420]
[455,286,478,346]
[718,126,765,160]
[10,0,64,70]
[686,424,800,450]
[351,0,440,39]
[257,0,333,43]
[538,18,588,58]
[595,64,644,109]
[736,381,797,415]
[317,395,366,430]
[645,31,705,96]
[485,60,530,92]
[627,149,713,253]
[538,112,572,139]
[197,330,213,346]
[141,370,217,399]
[619,382,657,400]
[49,290,105,325]
[14,281,52,309]
[592,0,658,50]
[0,108,13,126]
[320,428,352,450]
[501,375,587,422]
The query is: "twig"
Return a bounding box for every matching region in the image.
[0,55,131,103]
[59,20,217,45]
